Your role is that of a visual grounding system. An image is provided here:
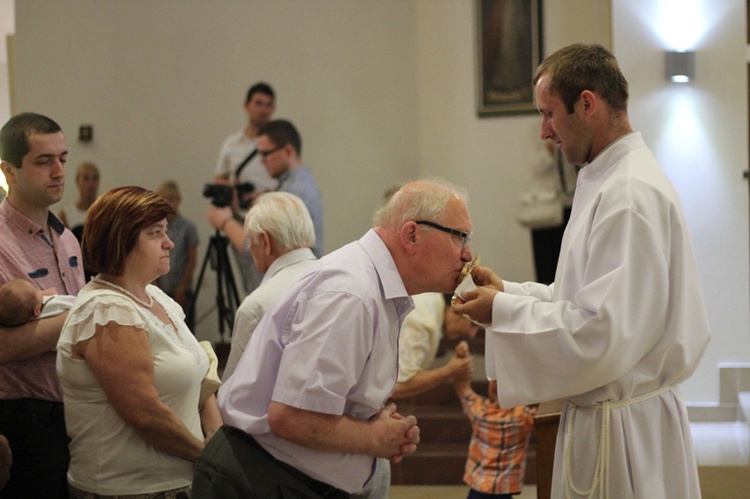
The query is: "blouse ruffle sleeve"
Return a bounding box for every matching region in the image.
[57,291,152,352]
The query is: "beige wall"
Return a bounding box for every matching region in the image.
[9,0,749,404]
[413,0,612,283]
[11,0,421,345]
[612,0,750,403]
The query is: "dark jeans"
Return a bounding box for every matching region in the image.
[192,426,350,499]
[0,398,70,499]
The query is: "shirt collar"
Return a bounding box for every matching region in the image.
[0,199,65,236]
[275,165,308,186]
[358,229,411,303]
[579,132,645,183]
[262,247,317,283]
[48,211,66,235]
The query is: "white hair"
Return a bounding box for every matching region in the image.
[244,192,315,251]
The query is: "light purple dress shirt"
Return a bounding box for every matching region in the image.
[218,229,413,493]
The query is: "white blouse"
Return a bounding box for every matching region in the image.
[57,285,208,495]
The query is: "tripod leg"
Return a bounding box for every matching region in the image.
[192,233,238,346]
[213,235,242,343]
[224,256,241,312]
[191,238,216,319]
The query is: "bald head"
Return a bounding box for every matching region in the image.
[374,178,473,295]
[373,178,469,231]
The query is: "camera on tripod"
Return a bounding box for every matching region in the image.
[203,182,255,209]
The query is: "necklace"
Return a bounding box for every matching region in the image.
[91,276,154,308]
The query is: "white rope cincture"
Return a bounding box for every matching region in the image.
[563,386,671,499]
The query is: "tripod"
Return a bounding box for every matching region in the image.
[193,230,241,345]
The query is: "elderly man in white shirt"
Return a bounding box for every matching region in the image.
[211,191,318,381]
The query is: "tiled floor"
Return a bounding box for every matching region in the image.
[389,484,536,498]
[390,423,750,498]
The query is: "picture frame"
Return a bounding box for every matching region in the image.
[476,0,543,116]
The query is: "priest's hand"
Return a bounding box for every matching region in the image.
[452,286,499,325]
[443,306,482,339]
[471,266,504,291]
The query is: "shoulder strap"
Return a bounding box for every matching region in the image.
[234,148,258,179]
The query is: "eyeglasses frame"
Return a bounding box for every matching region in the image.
[258,143,285,158]
[415,220,472,251]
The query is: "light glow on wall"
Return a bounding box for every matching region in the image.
[655,0,706,50]
[656,89,717,195]
[625,0,724,223]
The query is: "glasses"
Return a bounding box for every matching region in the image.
[258,144,285,158]
[416,220,472,251]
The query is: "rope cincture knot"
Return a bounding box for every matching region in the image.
[563,386,671,499]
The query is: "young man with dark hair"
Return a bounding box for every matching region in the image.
[0,112,85,498]
[213,81,278,293]
[455,43,711,498]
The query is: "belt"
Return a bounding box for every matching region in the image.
[562,386,670,499]
[0,398,64,417]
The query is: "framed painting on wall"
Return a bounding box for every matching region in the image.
[476,0,543,116]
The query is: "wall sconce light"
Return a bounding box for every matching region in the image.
[665,51,695,83]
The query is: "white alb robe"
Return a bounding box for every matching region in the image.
[486,132,711,498]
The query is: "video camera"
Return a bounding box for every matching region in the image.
[203,182,255,209]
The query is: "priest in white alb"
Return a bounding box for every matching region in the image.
[454,43,711,499]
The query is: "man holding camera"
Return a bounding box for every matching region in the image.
[213,82,279,292]
[256,119,323,258]
[208,119,324,260]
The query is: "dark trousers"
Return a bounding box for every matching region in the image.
[467,490,515,499]
[192,426,350,499]
[69,484,191,499]
[0,398,70,499]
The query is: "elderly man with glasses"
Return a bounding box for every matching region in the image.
[194,178,473,498]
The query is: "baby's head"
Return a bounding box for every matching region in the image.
[0,279,43,327]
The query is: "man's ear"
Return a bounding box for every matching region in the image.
[400,221,419,255]
[580,90,597,115]
[0,161,15,186]
[261,231,273,257]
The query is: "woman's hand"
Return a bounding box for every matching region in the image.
[200,394,223,445]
